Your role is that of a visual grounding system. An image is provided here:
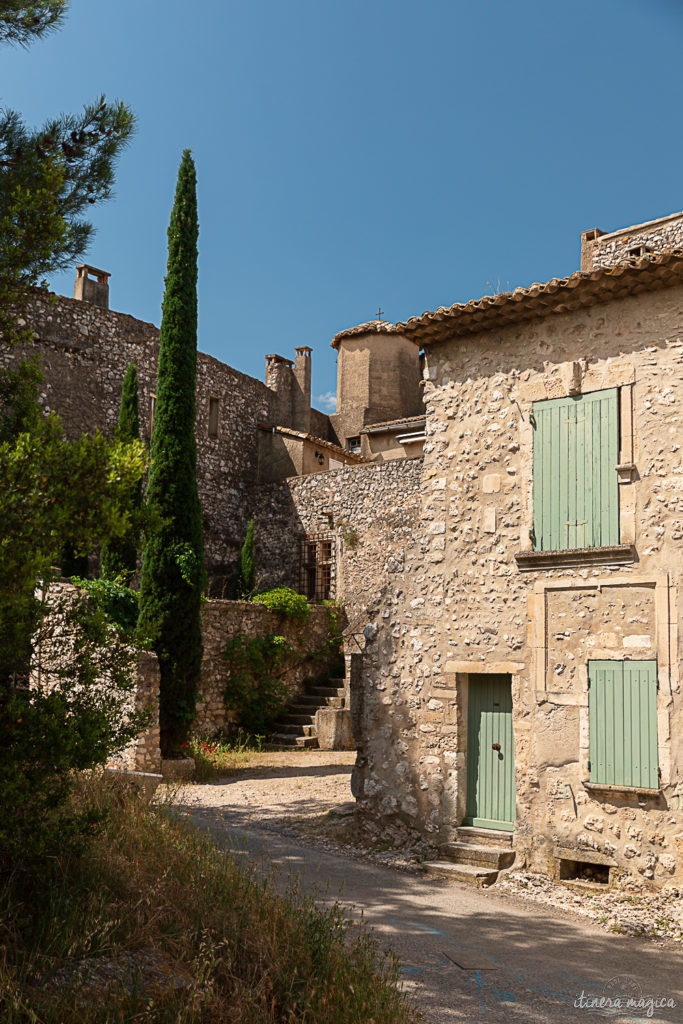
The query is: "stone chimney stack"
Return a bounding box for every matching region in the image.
[293,346,312,433]
[74,264,110,308]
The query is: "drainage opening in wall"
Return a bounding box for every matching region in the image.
[559,858,610,885]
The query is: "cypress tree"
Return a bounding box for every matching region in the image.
[138,150,205,757]
[100,361,141,580]
[238,519,255,597]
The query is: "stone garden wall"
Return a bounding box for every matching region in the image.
[195,600,343,736]
[31,583,161,774]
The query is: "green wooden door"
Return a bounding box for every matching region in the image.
[589,660,659,789]
[532,388,619,551]
[465,675,516,831]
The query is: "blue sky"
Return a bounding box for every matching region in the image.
[4,0,682,411]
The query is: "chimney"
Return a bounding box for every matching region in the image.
[293,346,312,433]
[74,264,110,308]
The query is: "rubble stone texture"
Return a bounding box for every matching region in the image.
[352,280,683,889]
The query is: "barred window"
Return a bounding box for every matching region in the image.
[299,534,334,601]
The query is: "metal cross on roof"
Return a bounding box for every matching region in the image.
[377,307,384,321]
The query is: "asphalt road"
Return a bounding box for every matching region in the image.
[183,808,682,1024]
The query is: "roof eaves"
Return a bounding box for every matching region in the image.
[398,250,683,345]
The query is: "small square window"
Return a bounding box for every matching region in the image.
[347,436,361,454]
[208,397,219,438]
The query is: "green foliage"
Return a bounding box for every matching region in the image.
[70,575,140,635]
[238,517,256,597]
[138,150,205,757]
[0,1,67,47]
[0,589,149,873]
[100,362,142,581]
[253,586,310,622]
[0,403,146,685]
[223,633,293,734]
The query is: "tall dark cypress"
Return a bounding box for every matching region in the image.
[100,361,141,580]
[139,150,205,756]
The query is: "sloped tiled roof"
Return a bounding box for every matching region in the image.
[331,319,408,349]
[260,424,367,463]
[397,250,683,346]
[360,414,426,434]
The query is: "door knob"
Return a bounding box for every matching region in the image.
[492,742,501,751]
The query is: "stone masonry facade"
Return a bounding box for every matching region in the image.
[255,458,423,627]
[352,272,683,889]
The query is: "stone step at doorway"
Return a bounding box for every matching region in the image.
[423,826,515,888]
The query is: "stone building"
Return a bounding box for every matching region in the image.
[350,212,683,889]
[5,208,682,887]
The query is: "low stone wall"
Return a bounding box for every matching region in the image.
[196,600,343,736]
[31,583,161,774]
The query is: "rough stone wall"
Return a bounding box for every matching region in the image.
[2,291,278,584]
[255,458,423,626]
[196,601,342,735]
[31,583,161,774]
[584,212,683,271]
[353,283,683,888]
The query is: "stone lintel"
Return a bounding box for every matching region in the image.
[443,660,525,675]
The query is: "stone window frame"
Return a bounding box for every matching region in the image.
[515,362,638,568]
[529,572,676,789]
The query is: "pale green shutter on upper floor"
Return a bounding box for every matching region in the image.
[588,660,658,790]
[532,389,619,551]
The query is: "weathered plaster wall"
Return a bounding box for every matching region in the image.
[255,458,423,625]
[196,601,342,735]
[2,292,278,584]
[353,283,683,887]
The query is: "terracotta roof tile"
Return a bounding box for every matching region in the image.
[331,320,406,349]
[398,250,683,345]
[260,424,367,463]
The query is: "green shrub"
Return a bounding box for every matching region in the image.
[70,576,139,634]
[223,633,293,734]
[252,586,310,622]
[0,589,149,875]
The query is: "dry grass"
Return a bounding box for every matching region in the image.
[0,775,421,1023]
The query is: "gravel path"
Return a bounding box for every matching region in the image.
[168,751,683,944]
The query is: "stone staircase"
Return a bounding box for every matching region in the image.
[423,826,515,887]
[269,677,345,750]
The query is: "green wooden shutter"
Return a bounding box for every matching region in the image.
[588,660,658,789]
[532,389,619,550]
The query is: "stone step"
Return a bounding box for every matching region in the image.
[296,694,345,710]
[327,678,345,688]
[306,685,344,699]
[440,842,515,870]
[270,734,319,749]
[455,826,513,849]
[273,722,314,737]
[277,712,315,726]
[422,861,498,887]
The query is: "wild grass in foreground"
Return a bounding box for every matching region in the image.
[186,729,271,781]
[0,774,420,1023]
